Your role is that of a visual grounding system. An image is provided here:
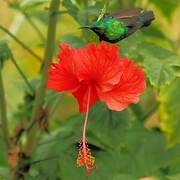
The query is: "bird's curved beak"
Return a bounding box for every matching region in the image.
[79,26,92,29]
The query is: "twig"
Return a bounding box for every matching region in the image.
[0,25,42,62]
[0,67,10,150]
[10,54,34,95]
[22,12,46,43]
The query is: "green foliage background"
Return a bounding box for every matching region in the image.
[0,0,180,180]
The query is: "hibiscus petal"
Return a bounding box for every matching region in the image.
[98,59,146,111]
[76,42,122,92]
[47,46,79,92]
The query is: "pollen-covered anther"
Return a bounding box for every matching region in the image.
[76,139,96,175]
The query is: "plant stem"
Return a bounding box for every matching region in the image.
[10,54,34,95]
[0,25,42,62]
[0,68,10,150]
[22,12,46,43]
[24,0,60,156]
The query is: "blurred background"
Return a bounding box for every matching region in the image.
[0,0,180,180]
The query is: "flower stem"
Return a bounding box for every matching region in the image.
[0,25,42,62]
[0,68,10,150]
[10,54,34,95]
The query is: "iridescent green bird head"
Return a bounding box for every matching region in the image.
[90,18,128,42]
[81,8,155,43]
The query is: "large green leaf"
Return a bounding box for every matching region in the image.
[139,43,180,89]
[32,103,180,180]
[159,78,180,146]
[120,33,180,89]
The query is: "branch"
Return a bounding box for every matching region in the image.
[0,25,42,62]
[24,0,60,156]
[0,67,10,150]
[10,54,34,95]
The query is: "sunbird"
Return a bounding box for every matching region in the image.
[81,8,155,43]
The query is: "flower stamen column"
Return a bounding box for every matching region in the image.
[77,86,96,175]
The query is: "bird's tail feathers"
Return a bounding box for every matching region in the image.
[140,11,155,27]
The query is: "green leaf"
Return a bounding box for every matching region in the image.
[0,41,11,69]
[34,103,180,179]
[138,43,180,88]
[119,32,180,89]
[120,34,180,89]
[159,77,180,146]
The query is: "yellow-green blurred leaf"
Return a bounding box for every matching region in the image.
[159,77,180,145]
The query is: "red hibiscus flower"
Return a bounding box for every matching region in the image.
[47,41,146,175]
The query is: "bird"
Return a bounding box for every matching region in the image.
[81,8,155,43]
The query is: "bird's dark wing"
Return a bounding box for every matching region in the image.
[106,8,143,19]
